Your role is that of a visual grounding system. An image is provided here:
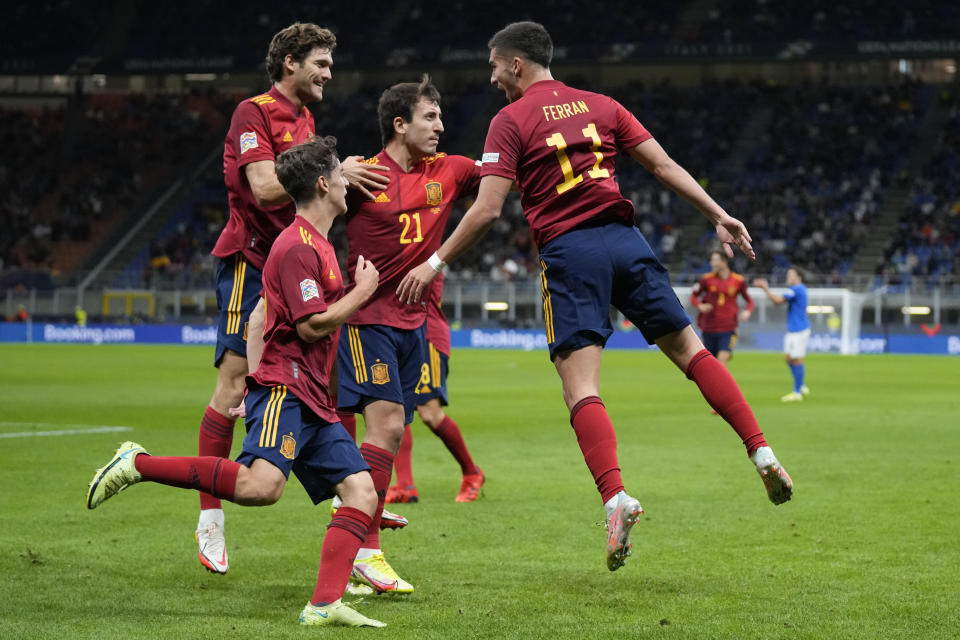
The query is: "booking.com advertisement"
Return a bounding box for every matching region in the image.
[1,323,958,355]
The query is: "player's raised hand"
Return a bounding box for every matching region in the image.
[715,213,755,260]
[342,155,390,201]
[354,255,379,295]
[396,261,439,305]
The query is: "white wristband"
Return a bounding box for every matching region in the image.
[427,251,446,272]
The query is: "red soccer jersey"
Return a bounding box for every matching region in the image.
[479,79,652,248]
[250,215,343,422]
[690,271,754,334]
[345,150,480,329]
[425,272,450,357]
[214,87,316,271]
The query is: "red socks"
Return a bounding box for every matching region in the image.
[685,349,768,454]
[135,454,240,500]
[394,424,414,487]
[312,506,372,605]
[359,443,394,550]
[570,396,623,504]
[338,411,357,442]
[198,406,235,509]
[431,416,479,475]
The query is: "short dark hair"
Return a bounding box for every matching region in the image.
[377,74,441,146]
[265,23,337,83]
[275,135,339,205]
[488,21,553,68]
[788,265,806,282]
[710,249,729,264]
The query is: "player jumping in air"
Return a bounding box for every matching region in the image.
[690,250,754,365]
[387,272,485,504]
[335,76,484,593]
[88,137,388,627]
[196,23,389,575]
[754,268,811,402]
[398,22,793,572]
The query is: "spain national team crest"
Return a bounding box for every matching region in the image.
[425,181,442,206]
[371,362,390,385]
[280,433,296,460]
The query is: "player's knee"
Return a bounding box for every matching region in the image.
[253,476,284,505]
[418,405,443,430]
[339,472,377,516]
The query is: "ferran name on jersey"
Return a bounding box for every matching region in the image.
[425,181,442,206]
[240,131,258,154]
[280,433,296,459]
[371,362,390,385]
[300,278,320,302]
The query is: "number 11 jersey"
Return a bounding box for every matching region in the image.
[479,79,651,249]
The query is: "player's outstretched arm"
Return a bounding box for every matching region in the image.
[342,155,390,200]
[752,278,785,305]
[628,139,755,260]
[297,256,379,342]
[396,175,512,304]
[245,160,292,207]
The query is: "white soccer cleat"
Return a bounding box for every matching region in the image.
[344,581,376,597]
[751,446,793,505]
[86,441,147,509]
[604,491,643,572]
[299,599,386,627]
[780,391,803,403]
[380,508,409,530]
[351,553,414,594]
[196,513,229,575]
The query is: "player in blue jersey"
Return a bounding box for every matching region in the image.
[755,267,811,402]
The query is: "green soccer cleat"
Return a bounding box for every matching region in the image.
[351,553,415,594]
[780,391,803,403]
[299,599,386,627]
[86,441,147,509]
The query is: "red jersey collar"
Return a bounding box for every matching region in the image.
[376,148,432,175]
[295,214,324,241]
[522,79,566,98]
[269,85,307,119]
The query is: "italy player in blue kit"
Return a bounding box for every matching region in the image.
[755,267,811,402]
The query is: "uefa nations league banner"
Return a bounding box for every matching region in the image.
[1,324,959,356]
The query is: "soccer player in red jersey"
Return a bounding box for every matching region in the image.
[197,23,389,574]
[336,76,482,592]
[88,137,389,627]
[399,22,793,572]
[690,250,754,365]
[387,272,485,503]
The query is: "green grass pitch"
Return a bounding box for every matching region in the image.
[0,344,958,639]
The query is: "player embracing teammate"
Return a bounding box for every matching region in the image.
[399,21,793,572]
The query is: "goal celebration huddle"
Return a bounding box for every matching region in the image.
[86,20,793,629]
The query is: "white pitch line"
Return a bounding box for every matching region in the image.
[0,423,134,439]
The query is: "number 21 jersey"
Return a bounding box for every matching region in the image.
[479,79,651,248]
[344,150,480,329]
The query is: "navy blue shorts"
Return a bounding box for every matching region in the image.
[337,322,427,425]
[702,331,737,357]
[415,342,449,407]
[236,383,369,504]
[214,254,263,366]
[538,222,691,360]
